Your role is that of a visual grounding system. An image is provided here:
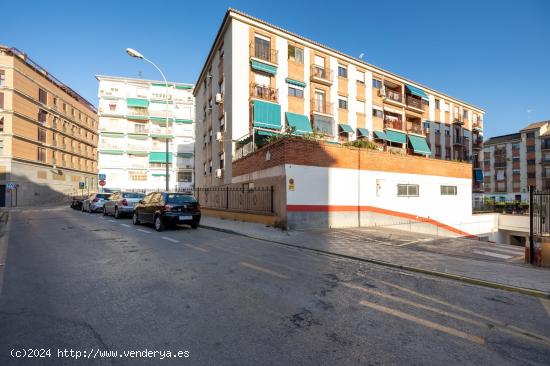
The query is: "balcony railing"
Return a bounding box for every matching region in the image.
[250,44,278,64]
[311,101,333,115]
[407,125,424,135]
[453,116,464,124]
[454,136,463,145]
[494,148,506,156]
[311,65,333,82]
[250,83,278,102]
[472,121,483,131]
[406,95,422,109]
[150,126,173,135]
[385,119,403,130]
[385,89,402,103]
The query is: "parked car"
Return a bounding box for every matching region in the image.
[103,191,145,219]
[70,197,84,210]
[82,193,112,213]
[132,192,201,231]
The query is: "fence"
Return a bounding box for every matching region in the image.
[193,186,274,215]
[472,201,528,215]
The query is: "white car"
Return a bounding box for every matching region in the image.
[103,191,145,219]
[81,193,111,213]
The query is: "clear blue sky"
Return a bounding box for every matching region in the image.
[3,0,549,138]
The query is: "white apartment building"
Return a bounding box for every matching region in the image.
[96,76,195,191]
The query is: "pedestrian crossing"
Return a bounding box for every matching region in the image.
[473,244,524,260]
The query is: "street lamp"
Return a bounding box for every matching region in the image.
[125,48,171,191]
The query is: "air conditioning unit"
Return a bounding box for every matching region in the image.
[216,168,223,178]
[216,132,223,141]
[215,93,223,104]
[378,87,386,98]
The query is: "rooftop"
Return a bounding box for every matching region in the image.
[95,74,193,88]
[520,120,550,132]
[484,133,522,145]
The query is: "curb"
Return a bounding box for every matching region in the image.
[200,224,550,299]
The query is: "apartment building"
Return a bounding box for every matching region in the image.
[480,120,550,202]
[96,76,195,191]
[193,9,485,188]
[0,46,98,206]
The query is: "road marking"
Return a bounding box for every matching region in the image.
[486,246,524,255]
[136,229,152,234]
[108,220,116,223]
[119,224,131,228]
[542,299,550,320]
[183,243,208,252]
[359,299,485,345]
[240,262,289,279]
[472,250,513,259]
[161,236,179,243]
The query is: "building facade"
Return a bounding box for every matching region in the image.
[0,46,98,206]
[481,120,550,202]
[193,9,485,189]
[96,76,195,191]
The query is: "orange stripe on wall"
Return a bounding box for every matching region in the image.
[286,204,475,238]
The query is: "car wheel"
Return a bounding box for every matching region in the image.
[154,216,164,232]
[81,204,85,213]
[114,207,120,219]
[103,207,108,216]
[132,212,140,225]
[191,222,199,229]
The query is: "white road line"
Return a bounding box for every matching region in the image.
[108,220,116,223]
[120,224,131,228]
[183,243,208,252]
[488,246,524,255]
[472,250,513,259]
[161,236,179,243]
[240,262,289,279]
[136,229,152,234]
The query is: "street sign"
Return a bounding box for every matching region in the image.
[98,174,106,180]
[6,183,19,190]
[79,182,85,189]
[99,180,106,187]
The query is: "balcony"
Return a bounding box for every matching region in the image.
[472,136,483,149]
[453,136,463,145]
[407,124,424,136]
[405,95,423,111]
[250,44,278,65]
[150,126,173,136]
[453,116,464,125]
[384,119,403,130]
[472,121,483,132]
[385,89,403,104]
[310,65,333,85]
[494,148,506,156]
[250,83,278,102]
[311,100,333,115]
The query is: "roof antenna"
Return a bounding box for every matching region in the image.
[359,53,364,59]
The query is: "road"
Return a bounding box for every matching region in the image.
[0,206,549,365]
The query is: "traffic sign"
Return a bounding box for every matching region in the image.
[99,180,106,187]
[6,183,19,190]
[98,174,106,180]
[79,182,85,189]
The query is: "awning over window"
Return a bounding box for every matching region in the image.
[177,152,193,158]
[253,100,281,130]
[256,130,279,137]
[357,128,369,137]
[339,124,354,134]
[127,98,149,108]
[408,134,432,155]
[149,152,173,163]
[385,129,407,144]
[251,60,277,75]
[405,84,429,100]
[285,112,312,135]
[285,78,306,88]
[373,130,386,140]
[474,169,483,182]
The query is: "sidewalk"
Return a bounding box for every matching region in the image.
[200,216,550,297]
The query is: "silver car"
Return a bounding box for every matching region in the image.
[82,193,111,213]
[103,191,145,219]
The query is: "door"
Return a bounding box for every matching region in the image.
[314,90,326,113]
[137,193,153,221]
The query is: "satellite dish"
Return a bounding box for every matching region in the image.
[359,53,364,59]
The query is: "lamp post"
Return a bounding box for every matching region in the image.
[126,48,170,191]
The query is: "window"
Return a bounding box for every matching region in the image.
[254,34,271,62]
[526,132,535,139]
[0,139,3,155]
[38,109,47,123]
[435,146,441,156]
[445,127,450,136]
[528,159,535,165]
[513,169,520,176]
[528,172,536,179]
[288,86,304,98]
[440,185,457,195]
[435,99,440,109]
[0,70,5,86]
[372,109,383,118]
[39,88,47,104]
[0,92,3,109]
[338,65,348,78]
[338,97,348,110]
[512,143,520,150]
[373,79,382,89]
[356,100,365,113]
[37,147,46,162]
[527,145,535,152]
[38,127,46,143]
[0,117,3,132]
[177,171,192,182]
[356,71,365,84]
[288,45,303,63]
[463,109,469,119]
[397,184,419,197]
[129,170,147,181]
[513,156,520,163]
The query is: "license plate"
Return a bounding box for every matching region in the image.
[179,215,192,220]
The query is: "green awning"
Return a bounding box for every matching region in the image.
[150,134,173,139]
[99,150,124,155]
[256,130,279,137]
[150,117,174,123]
[149,152,173,163]
[150,100,174,104]
[408,134,432,155]
[357,128,369,137]
[151,83,174,87]
[127,98,149,108]
[373,130,386,140]
[127,115,149,120]
[175,119,193,124]
[177,152,193,158]
[251,59,277,75]
[175,85,193,90]
[152,173,167,176]
[405,84,429,100]
[285,112,312,135]
[285,78,306,87]
[253,100,281,130]
[101,132,124,138]
[126,150,148,155]
[385,129,407,144]
[339,124,354,134]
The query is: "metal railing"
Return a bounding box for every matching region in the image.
[385,89,402,103]
[384,119,403,130]
[250,83,278,102]
[406,95,422,109]
[311,100,333,115]
[311,65,333,82]
[250,44,278,64]
[193,186,274,214]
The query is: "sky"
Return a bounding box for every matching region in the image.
[2,0,549,138]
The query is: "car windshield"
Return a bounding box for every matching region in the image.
[123,192,145,199]
[96,194,111,199]
[165,194,197,204]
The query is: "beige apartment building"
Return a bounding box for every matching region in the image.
[480,120,550,202]
[193,9,485,188]
[0,46,98,206]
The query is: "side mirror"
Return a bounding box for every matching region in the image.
[139,200,144,204]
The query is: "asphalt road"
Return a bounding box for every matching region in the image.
[0,206,549,365]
